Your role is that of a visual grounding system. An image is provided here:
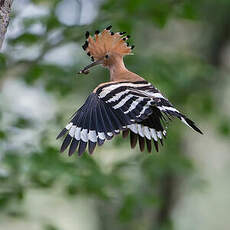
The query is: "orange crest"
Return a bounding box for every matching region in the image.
[82,25,135,61]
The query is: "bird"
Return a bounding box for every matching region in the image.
[57,25,203,156]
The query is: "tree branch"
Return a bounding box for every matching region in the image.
[0,0,13,50]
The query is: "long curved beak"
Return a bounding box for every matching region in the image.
[78,59,104,75]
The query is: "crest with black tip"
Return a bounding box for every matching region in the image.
[81,26,136,63]
[82,41,88,50]
[106,25,112,30]
[85,31,89,39]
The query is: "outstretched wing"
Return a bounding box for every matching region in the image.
[57,80,202,155]
[56,93,125,156]
[96,81,168,153]
[56,82,155,156]
[96,80,202,151]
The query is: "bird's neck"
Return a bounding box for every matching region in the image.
[108,56,144,82]
[109,57,127,81]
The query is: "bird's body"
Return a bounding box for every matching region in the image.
[57,26,202,156]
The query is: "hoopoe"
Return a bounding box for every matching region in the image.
[57,25,203,156]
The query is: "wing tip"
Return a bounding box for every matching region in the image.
[56,128,68,140]
[60,136,71,153]
[78,141,87,156]
[153,140,159,152]
[68,139,79,156]
[183,117,203,135]
[88,141,97,154]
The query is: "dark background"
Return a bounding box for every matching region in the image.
[0,0,230,229]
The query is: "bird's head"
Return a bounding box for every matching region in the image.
[78,25,134,74]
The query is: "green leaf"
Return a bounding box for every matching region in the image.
[0,53,6,71]
[9,33,41,46]
[218,119,230,136]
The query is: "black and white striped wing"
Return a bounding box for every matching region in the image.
[57,93,125,156]
[57,80,202,156]
[96,81,168,152]
[56,81,157,155]
[96,80,202,151]
[155,100,203,134]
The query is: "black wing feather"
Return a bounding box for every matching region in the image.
[69,138,79,156]
[60,134,72,153]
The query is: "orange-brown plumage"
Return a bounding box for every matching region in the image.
[84,26,133,61]
[81,26,142,82]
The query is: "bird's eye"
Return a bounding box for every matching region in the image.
[105,55,109,59]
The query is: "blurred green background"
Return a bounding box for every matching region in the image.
[0,0,230,230]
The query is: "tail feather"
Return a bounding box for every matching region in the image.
[180,116,203,134]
